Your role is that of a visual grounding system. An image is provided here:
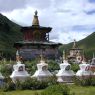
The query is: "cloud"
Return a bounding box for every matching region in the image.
[88,0,95,3]
[1,0,95,44]
[0,0,51,12]
[26,0,51,9]
[0,0,27,12]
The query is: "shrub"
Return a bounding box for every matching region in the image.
[25,60,37,75]
[41,84,70,95]
[1,78,15,92]
[15,77,57,90]
[45,76,58,86]
[71,63,79,72]
[74,76,95,86]
[0,76,58,91]
[47,60,60,72]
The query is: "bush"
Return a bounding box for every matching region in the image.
[71,63,79,72]
[0,63,13,77]
[45,76,58,86]
[47,60,60,72]
[25,60,37,75]
[0,76,58,91]
[13,77,58,90]
[41,84,70,95]
[1,78,15,92]
[74,76,95,86]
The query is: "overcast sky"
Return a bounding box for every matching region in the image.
[1,0,95,44]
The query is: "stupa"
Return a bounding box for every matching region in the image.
[90,53,95,72]
[0,72,4,85]
[56,51,75,83]
[14,11,61,60]
[32,53,52,80]
[68,40,83,63]
[76,56,93,77]
[10,51,30,83]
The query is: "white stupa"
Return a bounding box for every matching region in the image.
[90,53,95,73]
[0,72,4,85]
[56,51,75,83]
[32,54,52,80]
[10,51,30,83]
[90,53,95,65]
[76,56,93,77]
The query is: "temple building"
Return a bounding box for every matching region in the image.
[68,40,83,63]
[14,11,61,60]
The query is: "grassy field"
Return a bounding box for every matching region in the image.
[69,85,95,95]
[0,90,42,95]
[0,85,95,95]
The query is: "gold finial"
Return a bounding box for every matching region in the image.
[73,39,76,48]
[82,51,86,62]
[63,50,66,61]
[35,10,38,16]
[93,53,95,58]
[40,50,44,61]
[40,54,43,61]
[16,50,20,61]
[32,10,39,26]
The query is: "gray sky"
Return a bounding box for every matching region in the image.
[1,0,95,43]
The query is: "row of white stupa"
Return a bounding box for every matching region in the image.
[0,51,95,83]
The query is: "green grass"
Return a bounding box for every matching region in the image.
[70,85,95,95]
[0,90,42,95]
[0,85,95,95]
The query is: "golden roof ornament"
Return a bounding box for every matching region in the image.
[32,10,39,26]
[16,50,20,62]
[93,53,95,58]
[82,51,86,62]
[63,50,67,61]
[73,39,76,48]
[63,51,65,60]
[35,10,38,16]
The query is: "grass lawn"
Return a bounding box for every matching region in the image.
[0,90,42,95]
[0,85,95,95]
[69,85,95,95]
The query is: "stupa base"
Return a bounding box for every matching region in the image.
[57,76,74,83]
[10,76,30,83]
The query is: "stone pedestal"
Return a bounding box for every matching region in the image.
[56,60,75,83]
[32,60,52,80]
[10,61,30,83]
[76,61,93,77]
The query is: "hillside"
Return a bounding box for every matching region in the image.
[59,32,95,59]
[0,13,23,59]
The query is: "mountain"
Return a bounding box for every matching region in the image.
[0,13,23,59]
[59,32,95,59]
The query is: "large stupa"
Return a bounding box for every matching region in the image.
[68,40,83,63]
[14,11,61,60]
[32,54,52,80]
[10,51,30,83]
[56,51,75,83]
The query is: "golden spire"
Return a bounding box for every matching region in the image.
[82,51,86,62]
[63,51,66,60]
[93,53,95,58]
[16,50,20,62]
[73,39,76,48]
[32,10,39,26]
